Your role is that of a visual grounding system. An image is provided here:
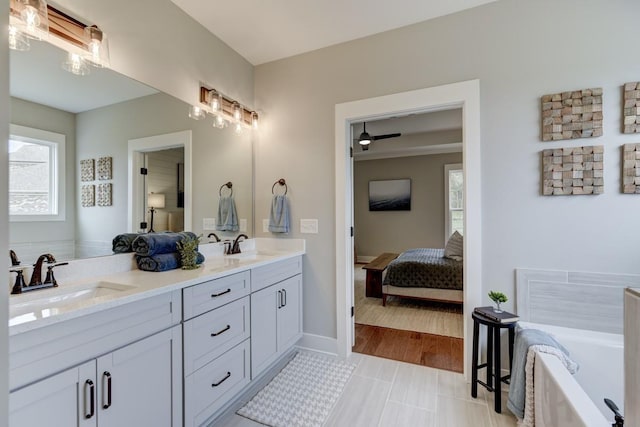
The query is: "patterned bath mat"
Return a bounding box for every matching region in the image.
[237,351,356,427]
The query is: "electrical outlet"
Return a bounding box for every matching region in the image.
[203,218,216,230]
[300,219,319,234]
[239,218,247,232]
[263,219,270,233]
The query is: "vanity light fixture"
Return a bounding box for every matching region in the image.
[10,0,49,41]
[188,85,259,133]
[83,25,110,68]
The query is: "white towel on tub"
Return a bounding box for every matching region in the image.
[519,345,579,427]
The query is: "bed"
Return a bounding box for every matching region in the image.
[381,248,463,305]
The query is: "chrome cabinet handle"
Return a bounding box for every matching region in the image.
[84,379,95,419]
[211,371,231,387]
[102,371,112,409]
[211,288,231,298]
[211,324,231,337]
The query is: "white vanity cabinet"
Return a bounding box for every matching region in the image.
[9,291,183,427]
[10,325,182,427]
[250,257,303,378]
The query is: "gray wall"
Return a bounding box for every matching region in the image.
[1,0,9,418]
[75,92,252,244]
[254,0,640,339]
[9,98,76,247]
[354,153,462,257]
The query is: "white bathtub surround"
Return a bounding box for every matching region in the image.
[625,288,640,426]
[516,268,640,335]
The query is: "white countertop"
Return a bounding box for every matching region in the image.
[8,238,305,336]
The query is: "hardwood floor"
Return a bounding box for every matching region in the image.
[353,323,464,373]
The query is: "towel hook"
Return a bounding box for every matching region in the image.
[219,181,233,197]
[272,178,287,195]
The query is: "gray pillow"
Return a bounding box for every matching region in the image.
[444,231,463,260]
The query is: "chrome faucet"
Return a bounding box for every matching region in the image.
[231,234,248,254]
[207,232,221,242]
[28,253,57,287]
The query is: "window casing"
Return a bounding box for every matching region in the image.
[9,124,65,222]
[444,163,463,239]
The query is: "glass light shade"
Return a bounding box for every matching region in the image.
[251,112,259,129]
[62,52,90,76]
[232,102,243,122]
[213,114,227,129]
[234,122,243,134]
[15,0,49,40]
[188,105,206,120]
[8,25,30,51]
[83,26,110,68]
[209,90,223,113]
[148,193,165,209]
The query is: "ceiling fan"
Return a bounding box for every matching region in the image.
[356,122,401,151]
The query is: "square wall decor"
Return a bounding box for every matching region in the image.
[368,179,411,211]
[96,183,112,206]
[542,146,604,195]
[80,159,95,182]
[81,185,95,207]
[623,143,640,194]
[541,88,603,141]
[97,156,112,180]
[623,82,640,134]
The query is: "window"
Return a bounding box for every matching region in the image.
[445,163,463,239]
[9,124,65,222]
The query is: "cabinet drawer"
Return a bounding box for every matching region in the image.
[183,296,250,375]
[184,340,250,427]
[251,256,302,292]
[183,271,250,320]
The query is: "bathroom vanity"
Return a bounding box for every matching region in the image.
[7,239,304,427]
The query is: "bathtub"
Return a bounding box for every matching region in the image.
[519,321,622,426]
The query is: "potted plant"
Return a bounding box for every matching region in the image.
[176,234,202,270]
[488,291,508,313]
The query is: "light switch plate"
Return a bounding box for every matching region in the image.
[263,219,270,233]
[203,218,216,230]
[300,219,319,234]
[239,218,247,232]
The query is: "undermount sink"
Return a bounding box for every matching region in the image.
[9,281,137,326]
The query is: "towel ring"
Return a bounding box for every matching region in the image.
[272,178,287,195]
[219,182,233,197]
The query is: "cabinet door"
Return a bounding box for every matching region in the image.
[10,361,96,427]
[277,274,303,352]
[97,326,182,427]
[250,284,278,378]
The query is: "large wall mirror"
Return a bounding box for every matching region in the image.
[9,40,254,265]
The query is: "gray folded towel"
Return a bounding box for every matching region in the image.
[507,328,576,419]
[136,251,205,272]
[268,195,290,233]
[132,231,198,256]
[112,233,141,253]
[216,195,239,231]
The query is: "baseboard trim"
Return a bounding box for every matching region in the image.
[295,333,338,356]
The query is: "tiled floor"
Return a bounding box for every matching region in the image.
[213,352,517,427]
[353,323,464,372]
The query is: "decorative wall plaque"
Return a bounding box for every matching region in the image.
[80,159,95,182]
[541,88,603,141]
[96,183,112,206]
[623,82,640,134]
[623,143,640,194]
[542,146,604,195]
[81,185,95,207]
[97,156,112,180]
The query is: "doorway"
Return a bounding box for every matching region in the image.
[335,80,482,379]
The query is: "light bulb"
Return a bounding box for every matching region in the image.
[233,102,243,122]
[251,112,259,130]
[209,90,222,112]
[62,53,90,76]
[8,25,30,51]
[84,26,110,68]
[188,105,206,120]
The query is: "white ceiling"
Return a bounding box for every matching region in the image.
[170,0,498,65]
[10,40,158,114]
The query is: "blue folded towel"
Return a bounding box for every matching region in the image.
[136,251,205,272]
[216,195,239,231]
[132,232,198,256]
[507,328,575,419]
[112,233,142,253]
[268,195,290,233]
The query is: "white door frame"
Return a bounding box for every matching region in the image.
[128,130,193,232]
[335,80,482,379]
